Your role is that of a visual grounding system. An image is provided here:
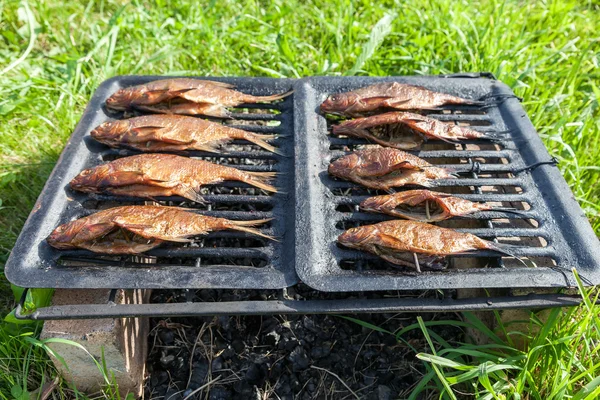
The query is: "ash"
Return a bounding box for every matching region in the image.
[145,286,461,399]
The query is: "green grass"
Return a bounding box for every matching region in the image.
[0,0,599,397]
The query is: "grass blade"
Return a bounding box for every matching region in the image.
[345,13,395,76]
[337,315,395,335]
[417,316,457,400]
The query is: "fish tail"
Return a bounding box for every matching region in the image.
[486,242,529,268]
[463,100,487,106]
[477,93,523,105]
[478,131,511,141]
[243,171,278,193]
[254,90,294,103]
[442,95,486,107]
[240,132,283,155]
[490,207,529,218]
[228,218,277,241]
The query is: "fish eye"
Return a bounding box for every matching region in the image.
[330,95,339,102]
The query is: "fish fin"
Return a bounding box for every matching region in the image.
[158,236,194,243]
[391,161,423,171]
[129,126,166,142]
[484,243,530,268]
[132,104,171,114]
[190,103,231,118]
[228,218,276,241]
[375,233,407,250]
[177,185,207,204]
[243,171,278,193]
[361,96,395,105]
[130,126,195,145]
[193,142,225,153]
[383,98,413,108]
[77,240,162,254]
[241,133,282,155]
[111,219,154,236]
[73,222,115,243]
[253,90,293,103]
[157,132,195,145]
[356,161,387,177]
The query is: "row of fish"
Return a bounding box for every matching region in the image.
[322,83,517,271]
[48,79,516,269]
[48,79,292,253]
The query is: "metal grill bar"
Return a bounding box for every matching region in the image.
[14,288,585,320]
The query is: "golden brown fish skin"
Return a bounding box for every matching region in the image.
[91,115,279,154]
[47,205,273,254]
[360,190,492,221]
[106,78,292,117]
[105,78,233,111]
[134,101,232,118]
[320,82,481,117]
[70,153,277,202]
[337,220,496,268]
[333,112,486,149]
[328,147,452,190]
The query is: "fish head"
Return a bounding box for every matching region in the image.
[105,85,146,110]
[69,165,113,193]
[338,225,378,249]
[90,120,130,144]
[328,153,361,180]
[320,92,359,115]
[360,195,395,213]
[47,217,116,249]
[46,219,90,249]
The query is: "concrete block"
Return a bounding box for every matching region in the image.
[41,289,149,397]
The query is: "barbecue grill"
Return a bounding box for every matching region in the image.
[7,73,600,320]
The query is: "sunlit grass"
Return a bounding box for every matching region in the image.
[0,0,598,397]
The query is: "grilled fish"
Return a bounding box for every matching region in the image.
[333,112,493,149]
[91,115,280,154]
[320,82,481,117]
[328,147,452,191]
[360,190,493,221]
[106,78,292,118]
[47,205,273,254]
[338,220,508,270]
[70,153,276,202]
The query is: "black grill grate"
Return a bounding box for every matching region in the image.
[5,76,298,289]
[5,74,600,296]
[294,76,600,291]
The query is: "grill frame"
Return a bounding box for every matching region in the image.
[5,76,299,289]
[5,73,600,294]
[14,286,585,320]
[294,76,600,291]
